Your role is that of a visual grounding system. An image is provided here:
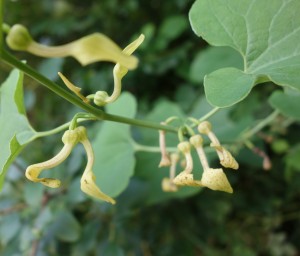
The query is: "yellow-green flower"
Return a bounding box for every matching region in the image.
[25,129,80,188]
[77,127,116,204]
[6,24,138,69]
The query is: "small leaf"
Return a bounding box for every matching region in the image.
[269,90,300,120]
[93,92,137,197]
[204,68,256,107]
[0,69,37,189]
[190,0,300,106]
[190,46,243,83]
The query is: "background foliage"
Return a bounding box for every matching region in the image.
[1,0,300,255]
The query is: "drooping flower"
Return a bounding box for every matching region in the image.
[77,127,116,204]
[189,135,233,193]
[161,153,179,192]
[25,129,80,188]
[198,121,239,170]
[210,143,239,170]
[6,24,138,69]
[93,34,145,106]
[177,141,193,173]
[200,168,233,193]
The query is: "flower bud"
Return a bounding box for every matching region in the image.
[94,91,109,106]
[6,24,33,51]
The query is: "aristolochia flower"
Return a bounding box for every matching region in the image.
[198,121,239,170]
[25,129,80,188]
[189,135,233,193]
[161,153,179,192]
[173,171,202,187]
[6,24,138,69]
[93,34,145,106]
[201,168,233,193]
[177,141,193,173]
[77,127,116,204]
[210,143,239,170]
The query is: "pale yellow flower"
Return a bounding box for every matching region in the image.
[201,168,233,193]
[173,171,202,187]
[94,34,145,106]
[210,143,239,170]
[6,24,138,69]
[78,127,116,204]
[25,129,80,188]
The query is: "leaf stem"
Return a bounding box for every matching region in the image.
[198,107,220,122]
[1,50,177,133]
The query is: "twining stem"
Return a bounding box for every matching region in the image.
[1,50,177,133]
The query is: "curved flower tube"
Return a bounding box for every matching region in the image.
[25,129,80,188]
[198,121,239,170]
[177,141,193,174]
[93,34,145,106]
[161,153,179,192]
[6,24,138,69]
[78,127,116,204]
[158,124,171,167]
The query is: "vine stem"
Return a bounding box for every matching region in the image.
[1,50,177,133]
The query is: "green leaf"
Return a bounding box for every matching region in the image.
[204,68,256,107]
[269,90,300,120]
[190,46,243,84]
[0,69,37,189]
[190,0,300,107]
[93,92,136,198]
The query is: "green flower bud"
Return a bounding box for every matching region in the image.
[6,24,33,51]
[94,91,109,106]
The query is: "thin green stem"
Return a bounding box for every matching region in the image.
[132,141,177,153]
[34,117,92,139]
[241,110,280,140]
[0,0,3,53]
[1,50,177,133]
[198,107,220,122]
[190,107,220,128]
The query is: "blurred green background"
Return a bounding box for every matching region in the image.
[1,0,300,255]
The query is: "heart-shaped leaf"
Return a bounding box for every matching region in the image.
[190,0,300,107]
[0,69,37,189]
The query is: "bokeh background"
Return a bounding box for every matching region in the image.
[1,0,300,255]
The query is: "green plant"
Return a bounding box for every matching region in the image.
[1,0,300,255]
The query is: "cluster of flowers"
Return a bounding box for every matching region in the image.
[25,126,116,204]
[159,121,239,193]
